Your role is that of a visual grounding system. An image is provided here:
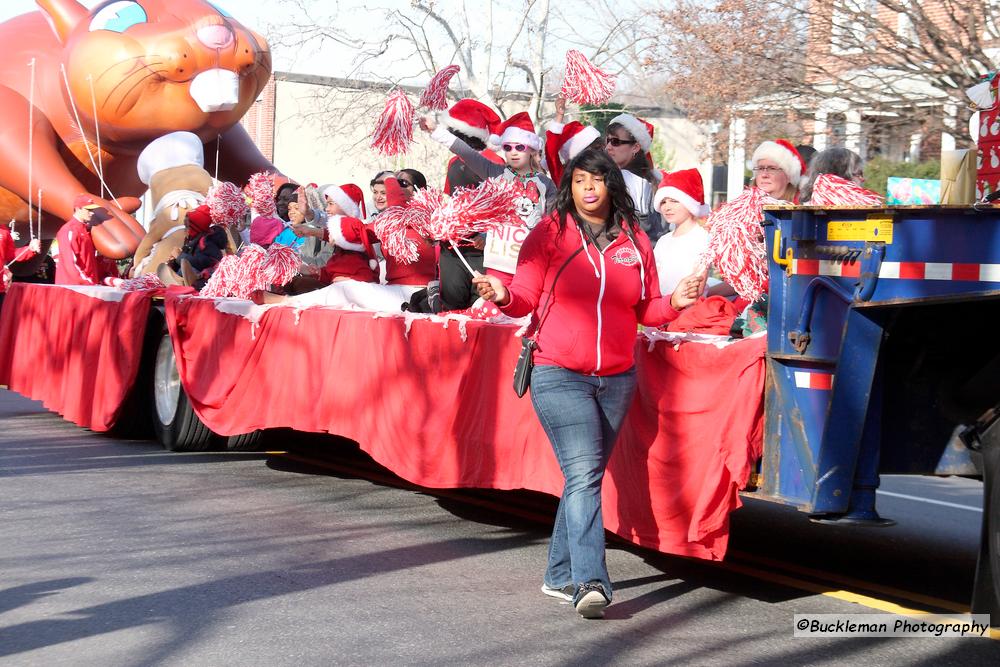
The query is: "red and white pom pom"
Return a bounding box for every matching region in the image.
[419,65,461,111]
[701,187,769,302]
[207,181,250,228]
[809,174,885,207]
[112,273,166,292]
[431,178,522,242]
[561,50,616,105]
[232,244,267,299]
[373,207,421,264]
[261,244,300,287]
[199,254,240,298]
[403,186,447,239]
[371,89,415,157]
[247,172,277,217]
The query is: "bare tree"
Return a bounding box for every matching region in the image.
[652,0,1000,157]
[270,0,658,124]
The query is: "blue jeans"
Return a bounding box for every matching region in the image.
[530,364,638,598]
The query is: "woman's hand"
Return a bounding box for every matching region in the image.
[418,113,438,133]
[669,270,707,310]
[472,273,509,306]
[555,95,566,123]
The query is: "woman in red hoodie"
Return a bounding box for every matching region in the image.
[474,148,704,618]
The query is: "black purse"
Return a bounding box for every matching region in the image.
[512,246,584,397]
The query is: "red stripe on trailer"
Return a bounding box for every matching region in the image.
[810,373,833,390]
[951,263,980,281]
[899,262,925,280]
[841,262,861,278]
[796,259,819,275]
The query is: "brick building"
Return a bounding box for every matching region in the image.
[725,0,1000,198]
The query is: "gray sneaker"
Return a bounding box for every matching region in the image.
[574,582,610,619]
[540,583,574,602]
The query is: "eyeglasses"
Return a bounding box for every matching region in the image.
[752,166,784,174]
[502,143,528,152]
[397,179,414,189]
[605,137,636,147]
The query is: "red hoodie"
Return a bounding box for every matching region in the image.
[501,213,680,376]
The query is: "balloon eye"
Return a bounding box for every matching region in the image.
[89,1,148,33]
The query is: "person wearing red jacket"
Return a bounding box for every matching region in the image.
[1,224,40,302]
[54,194,113,286]
[377,175,437,287]
[474,149,704,619]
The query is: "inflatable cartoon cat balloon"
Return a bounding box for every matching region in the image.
[0,0,277,258]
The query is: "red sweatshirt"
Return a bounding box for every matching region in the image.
[501,214,680,376]
[375,177,437,286]
[55,218,103,286]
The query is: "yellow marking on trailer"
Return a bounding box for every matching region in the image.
[827,216,894,244]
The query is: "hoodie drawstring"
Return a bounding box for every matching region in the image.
[576,224,600,278]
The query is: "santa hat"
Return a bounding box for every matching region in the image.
[186,204,213,236]
[609,113,654,152]
[544,121,602,185]
[326,215,378,271]
[137,131,205,185]
[491,112,542,151]
[752,139,808,186]
[320,183,366,220]
[250,216,284,247]
[443,98,502,143]
[653,169,710,217]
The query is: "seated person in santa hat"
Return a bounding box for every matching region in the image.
[158,204,228,288]
[288,183,379,292]
[652,169,713,296]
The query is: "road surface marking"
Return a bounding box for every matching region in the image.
[877,490,982,512]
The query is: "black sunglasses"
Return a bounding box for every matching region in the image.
[397,179,414,188]
[502,143,528,152]
[605,137,636,147]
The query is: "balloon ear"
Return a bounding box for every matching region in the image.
[36,0,88,43]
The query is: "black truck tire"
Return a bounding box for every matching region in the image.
[151,332,214,452]
[223,431,265,451]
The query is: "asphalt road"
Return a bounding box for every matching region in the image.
[1,389,998,666]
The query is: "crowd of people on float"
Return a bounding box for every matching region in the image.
[0,96,873,620]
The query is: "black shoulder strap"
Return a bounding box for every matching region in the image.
[532,245,584,340]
